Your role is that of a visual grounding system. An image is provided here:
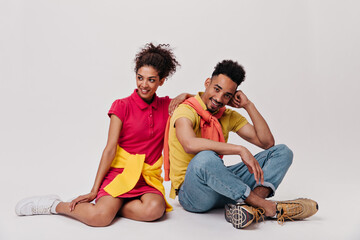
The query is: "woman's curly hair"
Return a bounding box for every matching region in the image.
[134,43,180,80]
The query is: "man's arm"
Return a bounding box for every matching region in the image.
[175,117,264,184]
[234,90,275,149]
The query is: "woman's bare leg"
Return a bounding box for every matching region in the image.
[120,193,165,221]
[56,196,123,227]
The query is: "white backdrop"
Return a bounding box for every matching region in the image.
[1,0,360,239]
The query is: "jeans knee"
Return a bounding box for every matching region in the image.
[182,204,210,213]
[275,144,293,166]
[179,196,212,213]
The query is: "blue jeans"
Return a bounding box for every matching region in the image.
[178,144,293,213]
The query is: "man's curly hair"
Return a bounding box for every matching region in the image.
[212,60,246,86]
[134,43,180,80]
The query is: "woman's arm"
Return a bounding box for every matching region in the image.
[168,93,194,115]
[69,114,122,211]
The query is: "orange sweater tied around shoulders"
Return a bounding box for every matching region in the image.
[163,96,226,181]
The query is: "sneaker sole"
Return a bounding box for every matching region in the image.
[225,204,254,229]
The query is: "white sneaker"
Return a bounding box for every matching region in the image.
[15,195,61,216]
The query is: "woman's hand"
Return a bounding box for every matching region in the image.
[168,93,193,115]
[69,191,97,211]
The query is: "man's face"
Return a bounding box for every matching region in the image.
[201,74,238,113]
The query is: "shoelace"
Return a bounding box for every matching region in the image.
[253,207,265,223]
[32,206,51,215]
[276,203,303,225]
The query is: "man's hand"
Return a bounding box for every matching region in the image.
[236,90,251,108]
[228,90,251,109]
[239,146,264,184]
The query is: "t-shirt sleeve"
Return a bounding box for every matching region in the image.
[229,110,248,132]
[170,104,197,127]
[108,99,127,122]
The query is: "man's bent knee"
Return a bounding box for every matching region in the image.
[274,144,293,166]
[179,199,213,213]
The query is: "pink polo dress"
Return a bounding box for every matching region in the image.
[96,89,171,201]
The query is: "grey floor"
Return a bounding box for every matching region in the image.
[1,178,359,240]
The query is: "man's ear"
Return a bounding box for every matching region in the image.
[204,78,211,88]
[159,78,165,86]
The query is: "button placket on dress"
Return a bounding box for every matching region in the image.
[149,108,154,138]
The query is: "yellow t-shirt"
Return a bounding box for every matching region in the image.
[168,93,248,198]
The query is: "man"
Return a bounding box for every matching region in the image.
[166,60,318,229]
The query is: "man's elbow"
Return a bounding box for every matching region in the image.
[181,141,199,155]
[263,139,275,149]
[182,144,195,155]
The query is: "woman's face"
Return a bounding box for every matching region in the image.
[136,65,165,103]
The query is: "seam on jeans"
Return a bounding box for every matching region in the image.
[236,186,251,203]
[196,165,245,201]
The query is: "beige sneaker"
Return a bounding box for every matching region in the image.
[225,203,265,229]
[276,198,318,224]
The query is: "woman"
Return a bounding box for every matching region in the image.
[15,43,191,226]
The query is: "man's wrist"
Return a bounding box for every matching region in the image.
[237,145,246,156]
[243,101,254,111]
